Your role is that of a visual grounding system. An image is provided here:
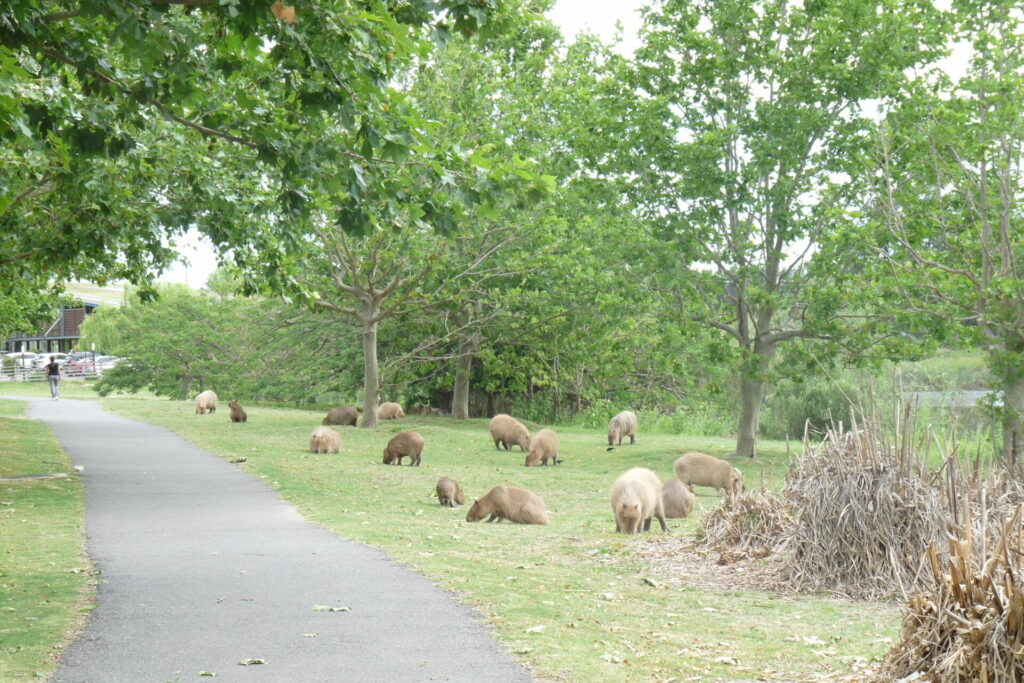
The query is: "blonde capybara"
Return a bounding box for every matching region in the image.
[610,467,669,534]
[488,414,531,452]
[524,428,561,466]
[466,485,548,525]
[194,390,218,414]
[228,399,247,423]
[378,402,405,419]
[674,451,743,496]
[322,405,359,426]
[383,431,424,466]
[435,476,465,507]
[661,478,695,518]
[309,426,341,454]
[607,410,638,450]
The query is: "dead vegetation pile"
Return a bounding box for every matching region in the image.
[697,488,791,564]
[882,507,1024,681]
[775,415,947,600]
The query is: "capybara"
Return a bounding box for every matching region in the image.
[488,414,531,452]
[383,431,424,466]
[194,390,218,414]
[228,399,247,423]
[309,426,341,454]
[378,402,405,419]
[322,405,359,426]
[524,428,561,466]
[466,485,548,525]
[674,451,743,496]
[436,476,465,507]
[661,478,695,518]
[607,410,638,450]
[610,467,669,534]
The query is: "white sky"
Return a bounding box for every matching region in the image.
[157,1,645,289]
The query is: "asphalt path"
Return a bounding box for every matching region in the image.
[13,397,532,683]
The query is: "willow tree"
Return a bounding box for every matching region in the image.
[622,0,945,457]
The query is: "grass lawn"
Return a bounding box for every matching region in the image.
[80,389,898,682]
[0,397,91,682]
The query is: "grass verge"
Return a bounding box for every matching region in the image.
[93,391,898,681]
[0,398,91,683]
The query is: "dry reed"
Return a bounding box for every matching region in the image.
[697,489,790,563]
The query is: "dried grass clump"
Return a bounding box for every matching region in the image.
[776,419,946,600]
[697,489,791,562]
[882,507,1024,682]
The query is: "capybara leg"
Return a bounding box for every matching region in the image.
[630,435,635,445]
[657,514,669,532]
[643,518,652,532]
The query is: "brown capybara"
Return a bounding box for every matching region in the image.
[466,485,548,525]
[524,428,561,466]
[488,414,531,452]
[674,451,743,496]
[436,476,465,507]
[661,478,695,518]
[322,405,359,426]
[228,399,247,423]
[610,467,669,534]
[378,402,405,419]
[194,390,218,415]
[383,431,424,466]
[607,410,638,450]
[309,426,341,454]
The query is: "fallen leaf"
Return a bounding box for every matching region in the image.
[237,659,265,666]
[198,672,217,677]
[313,605,351,612]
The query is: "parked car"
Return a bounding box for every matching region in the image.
[35,352,69,369]
[3,351,39,369]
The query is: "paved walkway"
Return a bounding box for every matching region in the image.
[13,397,531,682]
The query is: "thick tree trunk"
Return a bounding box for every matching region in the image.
[735,340,778,459]
[1001,374,1024,463]
[451,334,479,420]
[361,317,380,429]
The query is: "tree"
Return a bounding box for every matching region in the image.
[618,0,945,456]
[1,0,518,320]
[869,0,1024,459]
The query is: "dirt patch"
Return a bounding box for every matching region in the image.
[631,534,779,593]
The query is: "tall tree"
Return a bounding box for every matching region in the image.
[869,0,1024,459]
[619,0,945,456]
[1,0,517,320]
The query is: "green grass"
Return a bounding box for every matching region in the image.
[88,391,898,681]
[0,399,91,683]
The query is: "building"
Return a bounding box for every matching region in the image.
[3,282,125,355]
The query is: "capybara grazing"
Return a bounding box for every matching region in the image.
[378,402,405,419]
[607,410,638,450]
[524,428,560,466]
[610,467,669,534]
[674,451,743,496]
[436,476,465,507]
[194,390,218,414]
[228,399,247,423]
[383,431,424,466]
[466,485,548,525]
[309,426,341,454]
[488,414,531,452]
[661,478,695,518]
[322,405,359,426]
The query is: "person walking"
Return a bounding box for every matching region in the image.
[45,355,61,400]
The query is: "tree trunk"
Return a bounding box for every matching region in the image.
[1001,374,1024,464]
[361,316,380,429]
[735,340,777,459]
[451,334,479,420]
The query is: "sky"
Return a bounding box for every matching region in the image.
[156,1,645,289]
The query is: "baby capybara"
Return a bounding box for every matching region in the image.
[436,476,465,507]
[323,405,359,426]
[466,485,548,525]
[383,431,424,466]
[378,402,405,419]
[661,478,695,518]
[607,410,637,450]
[228,399,247,423]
